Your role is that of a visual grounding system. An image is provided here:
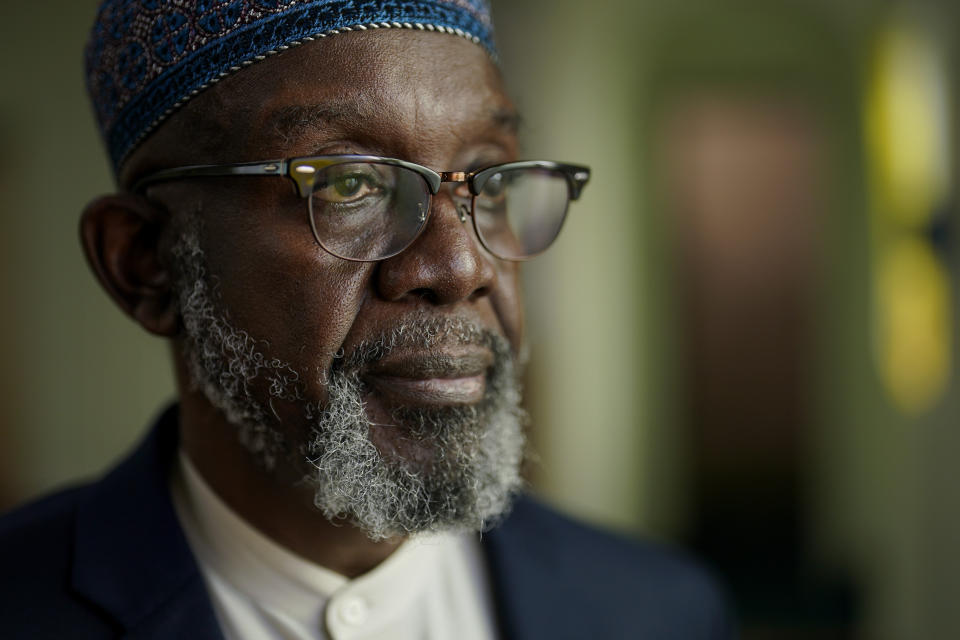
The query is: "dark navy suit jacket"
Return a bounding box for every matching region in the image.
[0,407,733,639]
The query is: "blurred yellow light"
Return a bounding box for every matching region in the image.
[875,238,951,414]
[865,15,952,415]
[866,23,950,228]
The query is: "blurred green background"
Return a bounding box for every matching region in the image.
[1,1,958,638]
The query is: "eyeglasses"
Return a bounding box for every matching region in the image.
[133,155,590,262]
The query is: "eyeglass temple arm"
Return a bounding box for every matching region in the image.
[131,160,288,194]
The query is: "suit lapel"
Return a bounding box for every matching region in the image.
[71,406,224,639]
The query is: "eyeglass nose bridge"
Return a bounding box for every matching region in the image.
[440,171,468,183]
[433,171,475,224]
[422,182,474,224]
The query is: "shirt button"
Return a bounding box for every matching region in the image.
[338,597,369,626]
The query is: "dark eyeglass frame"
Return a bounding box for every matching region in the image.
[132,155,591,262]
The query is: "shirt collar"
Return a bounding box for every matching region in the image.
[173,449,466,635]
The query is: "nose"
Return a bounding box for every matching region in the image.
[375,191,496,304]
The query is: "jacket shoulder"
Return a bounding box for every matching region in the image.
[486,495,735,639]
[511,495,718,586]
[0,482,88,535]
[0,483,90,563]
[0,484,119,637]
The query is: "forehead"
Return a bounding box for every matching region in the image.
[173,30,515,164]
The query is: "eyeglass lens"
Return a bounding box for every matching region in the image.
[308,162,431,261]
[474,167,570,260]
[307,162,571,261]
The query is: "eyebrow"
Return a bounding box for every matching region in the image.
[269,103,363,146]
[268,102,522,147]
[491,106,522,136]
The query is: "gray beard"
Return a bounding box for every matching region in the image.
[170,221,527,541]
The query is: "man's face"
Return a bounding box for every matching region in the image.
[149,31,526,538]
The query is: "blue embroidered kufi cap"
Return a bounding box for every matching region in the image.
[85,0,497,172]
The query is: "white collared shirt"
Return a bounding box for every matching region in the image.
[170,452,499,640]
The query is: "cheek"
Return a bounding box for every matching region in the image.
[197,194,374,389]
[492,261,524,351]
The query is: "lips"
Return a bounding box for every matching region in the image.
[363,349,494,406]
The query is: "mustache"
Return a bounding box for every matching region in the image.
[334,315,504,372]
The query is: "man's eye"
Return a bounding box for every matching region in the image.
[316,171,383,203]
[335,176,362,197]
[476,172,509,212]
[484,173,506,198]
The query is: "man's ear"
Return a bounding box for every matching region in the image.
[80,194,179,336]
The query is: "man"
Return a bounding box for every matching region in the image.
[0,1,732,638]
